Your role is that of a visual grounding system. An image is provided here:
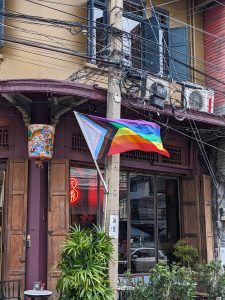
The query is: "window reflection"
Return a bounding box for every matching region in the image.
[118,172,128,274]
[118,173,179,275]
[70,167,104,228]
[130,174,155,273]
[157,177,179,263]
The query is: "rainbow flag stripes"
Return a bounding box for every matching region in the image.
[75,112,170,160]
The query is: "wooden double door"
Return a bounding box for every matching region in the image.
[2,159,215,299]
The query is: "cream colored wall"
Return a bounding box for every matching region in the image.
[150,0,188,24]
[0,0,205,86]
[1,0,87,80]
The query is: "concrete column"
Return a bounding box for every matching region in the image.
[105,0,123,296]
[26,98,49,289]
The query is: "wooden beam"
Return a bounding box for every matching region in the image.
[1,93,31,126]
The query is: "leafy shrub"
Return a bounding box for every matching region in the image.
[198,261,225,299]
[170,264,196,300]
[56,225,114,300]
[173,240,199,268]
[125,263,196,300]
[148,263,171,300]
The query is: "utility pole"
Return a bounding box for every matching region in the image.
[105,0,123,297]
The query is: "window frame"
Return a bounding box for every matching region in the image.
[122,173,180,274]
[88,0,109,62]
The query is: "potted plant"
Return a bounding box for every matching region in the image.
[56,225,114,300]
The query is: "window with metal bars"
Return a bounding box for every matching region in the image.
[162,146,182,165]
[0,127,9,149]
[72,132,184,166]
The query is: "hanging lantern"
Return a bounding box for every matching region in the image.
[28,124,55,164]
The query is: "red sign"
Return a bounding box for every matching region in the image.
[70,177,79,204]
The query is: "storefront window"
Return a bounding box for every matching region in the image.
[119,173,179,275]
[70,167,104,228]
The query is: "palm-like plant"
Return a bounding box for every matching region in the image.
[56,225,114,300]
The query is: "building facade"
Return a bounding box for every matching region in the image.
[0,0,222,299]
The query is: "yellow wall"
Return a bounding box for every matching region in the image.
[0,0,205,86]
[1,0,87,80]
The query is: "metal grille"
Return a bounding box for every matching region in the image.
[0,127,9,149]
[162,146,182,165]
[121,150,157,162]
[72,133,89,152]
[72,133,184,166]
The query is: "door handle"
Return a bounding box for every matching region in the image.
[20,257,26,263]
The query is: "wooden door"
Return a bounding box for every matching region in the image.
[3,159,28,291]
[181,175,214,262]
[200,175,214,262]
[48,159,69,300]
[181,176,202,259]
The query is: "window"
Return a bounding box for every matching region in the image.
[70,166,104,227]
[88,1,189,81]
[118,173,180,275]
[122,0,145,68]
[88,0,109,62]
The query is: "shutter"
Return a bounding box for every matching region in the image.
[201,175,214,262]
[87,0,94,58]
[48,159,69,300]
[142,16,160,73]
[169,27,189,81]
[0,0,4,48]
[3,159,28,292]
[181,176,201,259]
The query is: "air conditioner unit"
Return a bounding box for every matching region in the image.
[184,85,214,113]
[146,76,170,103]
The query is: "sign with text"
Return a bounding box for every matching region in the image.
[109,214,119,239]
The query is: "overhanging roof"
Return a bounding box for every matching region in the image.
[0,79,224,128]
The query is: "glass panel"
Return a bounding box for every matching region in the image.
[130,174,155,273]
[157,177,179,264]
[70,167,104,228]
[123,17,142,68]
[118,172,128,274]
[93,8,104,61]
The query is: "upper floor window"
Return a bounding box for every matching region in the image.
[88,0,189,82]
[88,0,109,63]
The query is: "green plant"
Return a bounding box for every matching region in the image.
[170,264,196,300]
[173,240,199,268]
[125,263,196,300]
[198,261,225,299]
[56,225,114,300]
[125,264,171,300]
[149,263,171,300]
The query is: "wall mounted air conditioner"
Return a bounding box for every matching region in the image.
[184,84,214,113]
[146,76,170,103]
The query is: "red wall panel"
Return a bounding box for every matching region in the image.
[204,2,225,113]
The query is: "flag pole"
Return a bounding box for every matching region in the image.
[93,158,108,194]
[74,111,109,229]
[92,158,108,230]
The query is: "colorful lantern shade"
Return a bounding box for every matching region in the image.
[28,124,55,160]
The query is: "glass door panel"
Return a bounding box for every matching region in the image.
[118,172,128,274]
[129,174,155,273]
[157,177,179,264]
